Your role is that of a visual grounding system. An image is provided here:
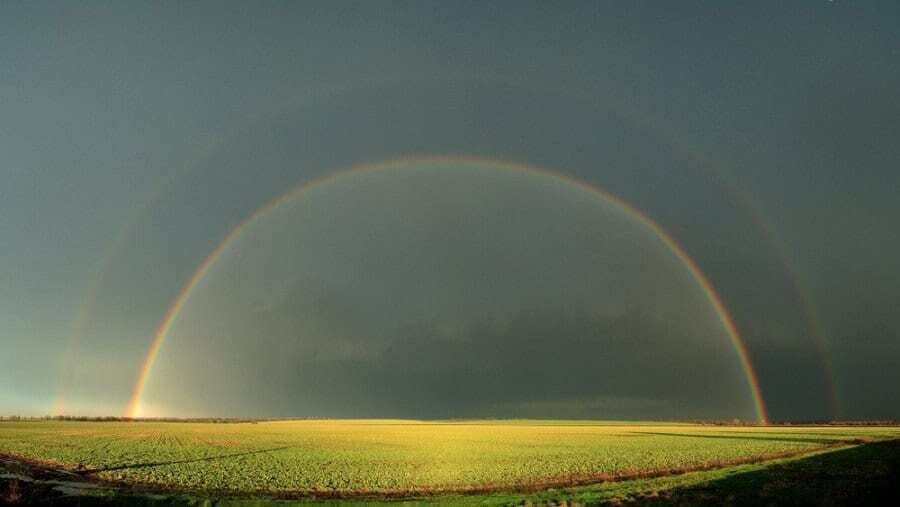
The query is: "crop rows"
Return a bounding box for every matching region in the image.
[1,420,897,495]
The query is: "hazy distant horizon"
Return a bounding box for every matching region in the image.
[3,1,898,422]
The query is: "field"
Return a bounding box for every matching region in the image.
[1,420,899,504]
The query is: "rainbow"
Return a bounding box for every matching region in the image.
[125,156,769,423]
[52,185,166,416]
[524,77,838,415]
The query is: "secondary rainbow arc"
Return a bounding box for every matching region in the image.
[125,156,770,423]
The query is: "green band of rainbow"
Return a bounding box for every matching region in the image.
[125,156,769,423]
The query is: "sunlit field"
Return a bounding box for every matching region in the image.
[2,419,898,500]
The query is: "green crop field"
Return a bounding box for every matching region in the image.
[1,420,899,503]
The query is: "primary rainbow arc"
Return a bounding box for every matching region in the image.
[125,156,770,424]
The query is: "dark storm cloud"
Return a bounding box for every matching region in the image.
[155,289,751,420]
[2,1,898,420]
[283,306,745,420]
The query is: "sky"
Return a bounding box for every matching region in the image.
[2,1,898,422]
